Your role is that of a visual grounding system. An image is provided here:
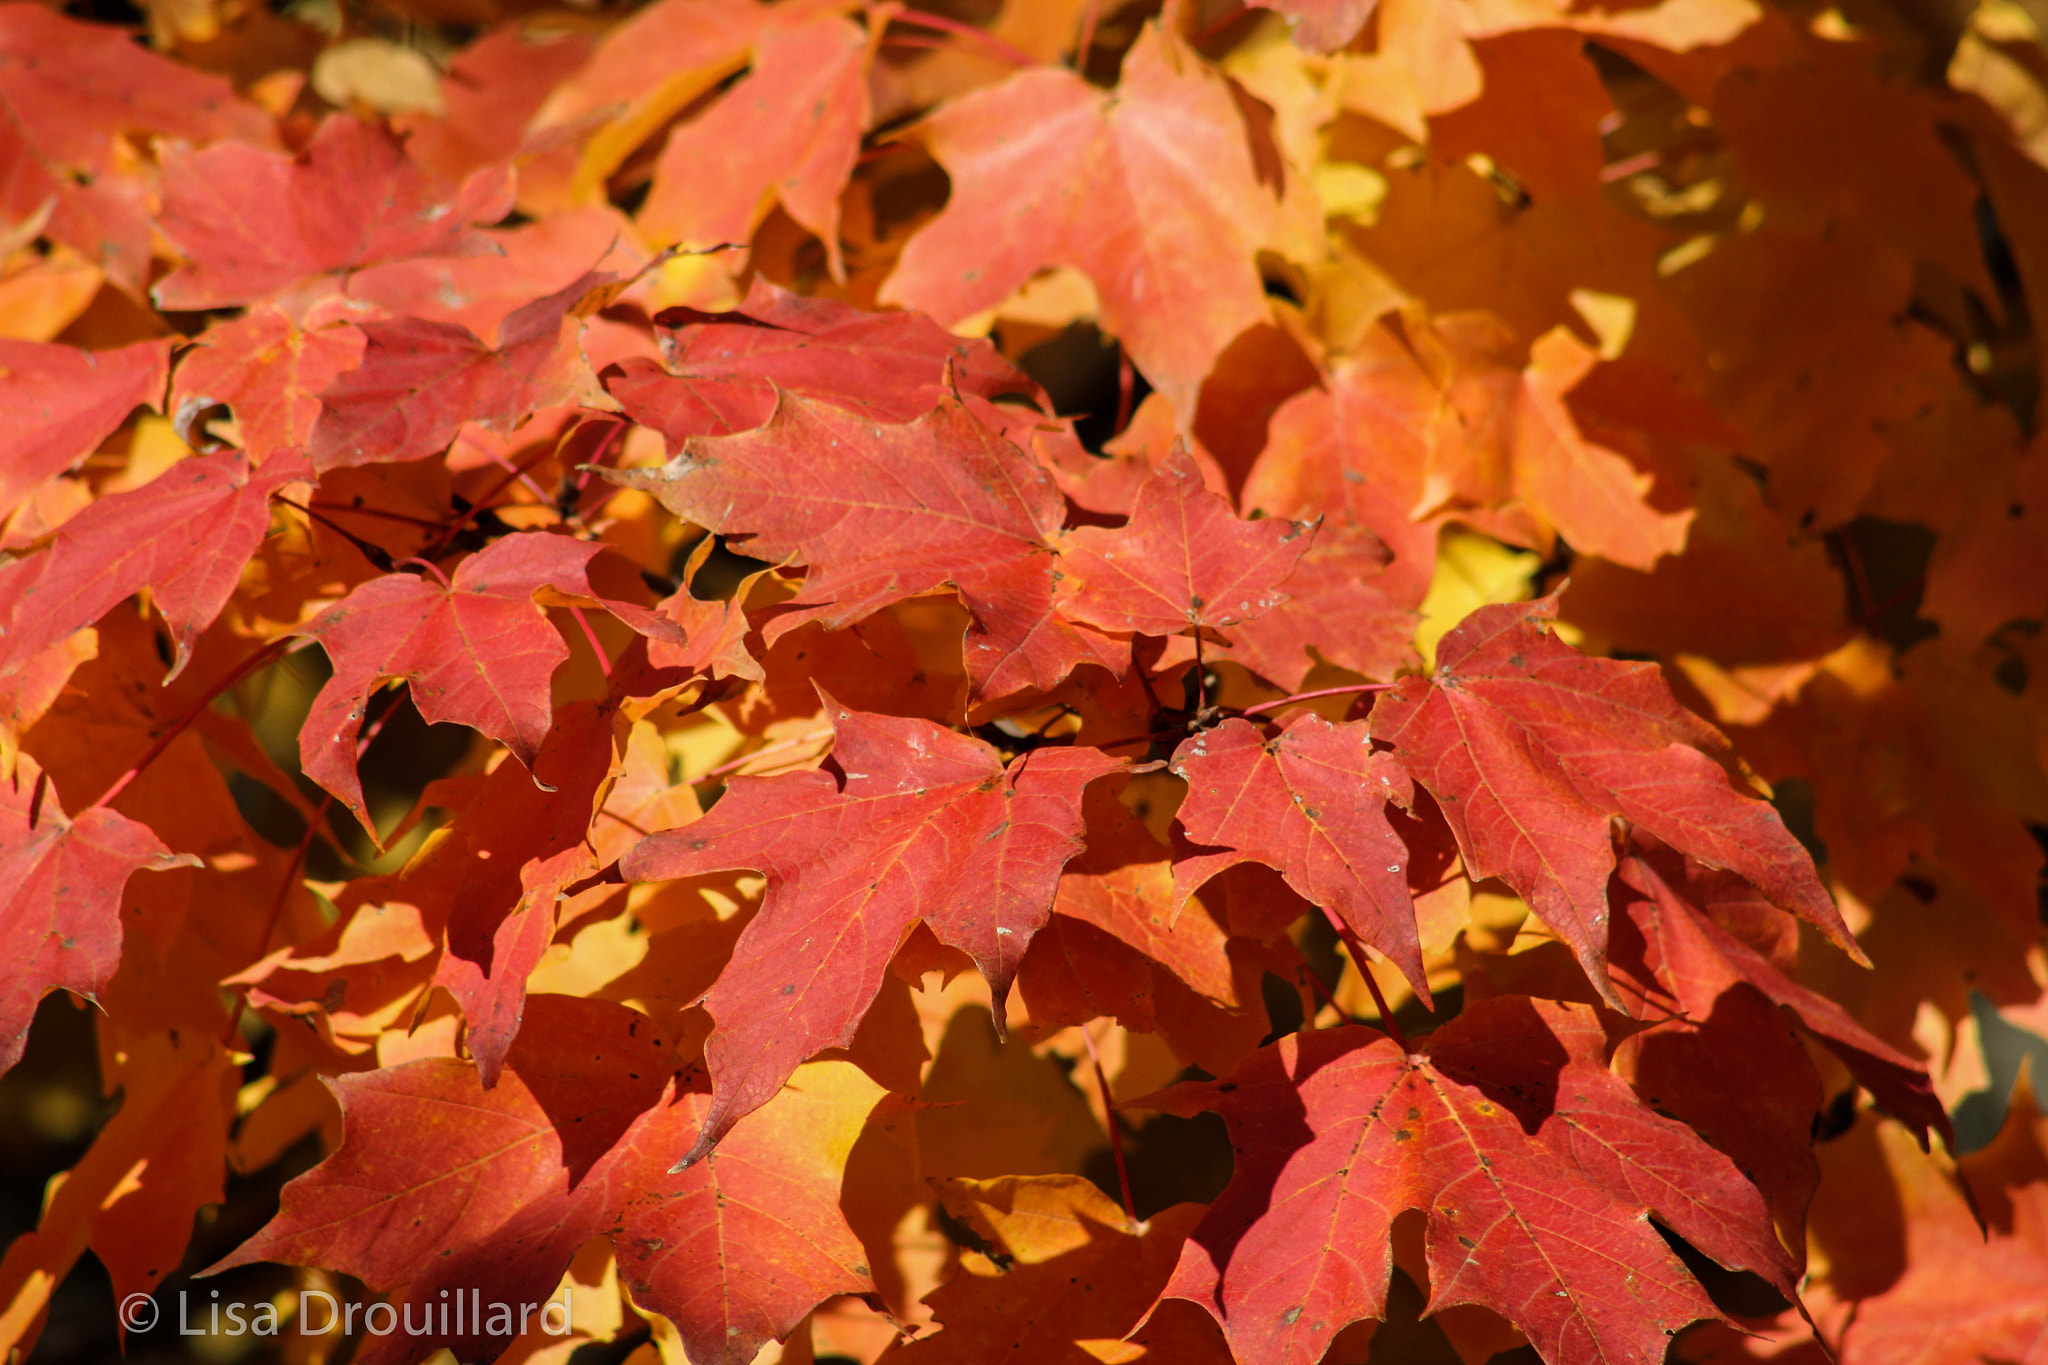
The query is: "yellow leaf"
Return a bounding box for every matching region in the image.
[1413,528,1539,669]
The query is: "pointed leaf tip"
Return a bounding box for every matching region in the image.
[1370,593,1854,1008]
[626,705,1118,1143]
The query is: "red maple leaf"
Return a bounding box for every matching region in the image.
[1212,523,1417,689]
[1023,780,1276,1075]
[294,533,681,832]
[1056,450,1315,639]
[1053,779,1244,1012]
[0,450,302,680]
[1170,714,1430,1002]
[643,538,767,682]
[214,995,889,1365]
[638,14,872,277]
[1143,996,1793,1365]
[395,26,593,180]
[1,755,199,1072]
[4,13,2037,1365]
[622,702,1122,1165]
[0,6,274,289]
[434,843,599,1091]
[608,390,1126,699]
[600,278,1036,447]
[1612,840,1948,1146]
[324,696,623,1090]
[153,115,512,310]
[308,273,610,471]
[1832,1087,2048,1365]
[1368,593,1864,1007]
[172,306,367,465]
[881,21,1283,419]
[339,206,630,350]
[0,338,172,520]
[1242,336,1458,615]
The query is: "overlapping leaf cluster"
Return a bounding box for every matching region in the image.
[4,2,2047,1364]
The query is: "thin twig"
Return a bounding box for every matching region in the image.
[93,637,298,809]
[396,557,451,588]
[568,605,611,678]
[1240,682,1397,719]
[568,419,629,510]
[424,446,563,555]
[1192,2,1251,46]
[1085,726,1187,752]
[1025,705,1078,739]
[307,501,446,529]
[226,698,397,1042]
[1080,1023,1138,1231]
[274,494,395,572]
[1113,347,1134,436]
[1343,930,1411,1051]
[1599,151,1663,184]
[597,808,654,839]
[695,729,834,783]
[1855,573,1927,630]
[1301,963,1353,1026]
[468,436,556,509]
[879,32,960,54]
[888,9,1037,67]
[1831,529,1875,622]
[1073,0,1103,68]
